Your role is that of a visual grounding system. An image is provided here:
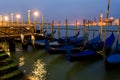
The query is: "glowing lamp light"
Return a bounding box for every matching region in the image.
[33,11,39,17]
[4,16,9,21]
[16,14,21,19]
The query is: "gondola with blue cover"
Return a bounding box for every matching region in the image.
[56,31,80,44]
[114,44,120,53]
[45,34,87,54]
[66,32,115,62]
[44,30,56,37]
[84,34,103,51]
[34,33,84,48]
[105,32,120,69]
[34,39,61,48]
[104,32,115,54]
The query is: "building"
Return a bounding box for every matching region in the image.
[112,18,119,26]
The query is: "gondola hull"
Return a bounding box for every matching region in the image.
[69,50,102,62]
[105,54,120,70]
[84,34,103,51]
[67,33,115,62]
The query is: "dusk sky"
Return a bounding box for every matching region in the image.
[0,0,120,23]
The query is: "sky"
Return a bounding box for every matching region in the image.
[0,0,120,24]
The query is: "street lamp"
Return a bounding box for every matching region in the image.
[4,16,9,26]
[28,10,31,25]
[33,11,39,33]
[16,14,21,25]
[4,16,9,21]
[0,15,3,26]
[11,13,14,25]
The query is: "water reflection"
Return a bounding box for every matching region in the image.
[28,59,47,80]
[19,56,25,67]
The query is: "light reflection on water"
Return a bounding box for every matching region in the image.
[19,56,25,67]
[30,59,47,80]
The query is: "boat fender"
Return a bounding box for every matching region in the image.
[31,35,35,47]
[20,34,24,43]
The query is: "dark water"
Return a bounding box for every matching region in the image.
[11,26,120,80]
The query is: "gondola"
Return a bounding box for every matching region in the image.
[114,33,120,53]
[44,30,56,37]
[34,39,60,48]
[105,32,120,69]
[28,30,56,48]
[68,33,87,47]
[105,54,120,69]
[84,34,103,51]
[66,32,115,62]
[45,34,87,54]
[104,32,115,53]
[56,31,80,44]
[35,31,85,49]
[114,44,120,53]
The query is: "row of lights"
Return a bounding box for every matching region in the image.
[0,10,39,24]
[0,14,21,22]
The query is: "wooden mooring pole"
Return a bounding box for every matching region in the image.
[83,19,85,36]
[66,19,68,40]
[119,19,120,31]
[51,20,54,39]
[7,38,15,52]
[41,16,44,34]
[58,21,61,39]
[21,39,28,50]
[46,21,48,34]
[75,20,78,36]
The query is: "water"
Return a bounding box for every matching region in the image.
[10,26,120,80]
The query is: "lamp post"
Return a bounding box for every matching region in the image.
[4,16,9,26]
[11,13,14,26]
[28,10,31,25]
[16,14,21,26]
[33,11,39,33]
[99,12,103,38]
[41,16,44,34]
[0,15,3,26]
